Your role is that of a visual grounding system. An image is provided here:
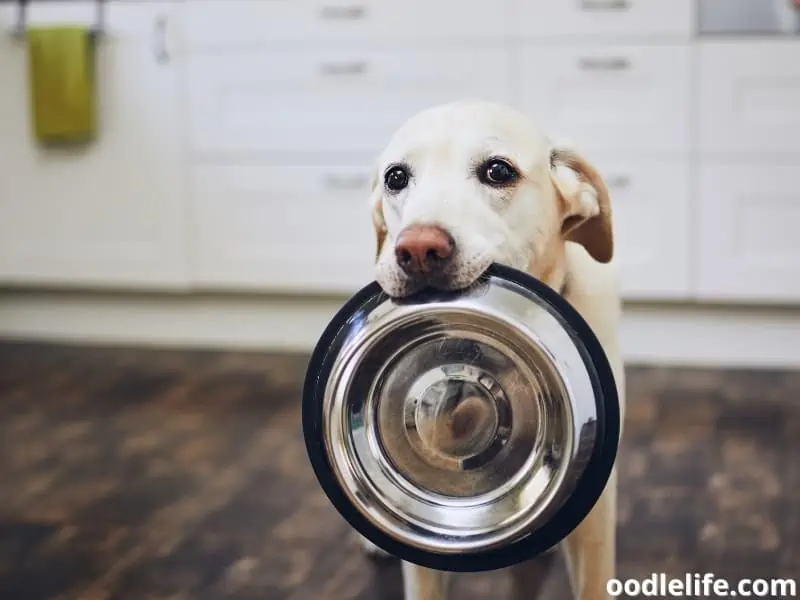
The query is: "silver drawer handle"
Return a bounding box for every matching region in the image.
[323,174,368,190]
[578,56,630,71]
[153,14,169,64]
[580,0,630,11]
[320,5,367,20]
[606,174,631,189]
[320,61,367,76]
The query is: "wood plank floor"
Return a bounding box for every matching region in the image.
[0,342,797,600]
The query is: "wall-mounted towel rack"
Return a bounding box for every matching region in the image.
[10,0,106,39]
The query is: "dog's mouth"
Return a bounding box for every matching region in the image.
[377,263,494,300]
[374,244,496,299]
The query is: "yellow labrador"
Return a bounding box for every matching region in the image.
[364,100,627,600]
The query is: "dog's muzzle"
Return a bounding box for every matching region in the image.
[301,264,620,572]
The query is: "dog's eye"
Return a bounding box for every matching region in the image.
[479,159,518,187]
[384,166,410,192]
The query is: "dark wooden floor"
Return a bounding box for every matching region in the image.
[0,341,797,600]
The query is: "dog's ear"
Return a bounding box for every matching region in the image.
[549,147,614,264]
[369,171,388,262]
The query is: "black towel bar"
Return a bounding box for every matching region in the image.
[11,0,105,39]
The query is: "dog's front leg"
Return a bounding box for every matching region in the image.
[561,470,618,600]
[401,562,452,600]
[508,549,559,600]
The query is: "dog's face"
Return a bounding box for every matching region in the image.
[370,101,614,298]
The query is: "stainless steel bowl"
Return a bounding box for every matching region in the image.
[302,264,619,572]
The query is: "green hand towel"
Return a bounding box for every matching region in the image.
[26,27,97,145]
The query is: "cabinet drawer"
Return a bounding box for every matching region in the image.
[592,157,691,300]
[189,164,376,292]
[184,0,509,46]
[698,41,800,155]
[511,0,693,38]
[186,46,510,155]
[515,44,691,153]
[696,164,800,304]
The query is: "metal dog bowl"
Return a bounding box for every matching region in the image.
[302,264,619,572]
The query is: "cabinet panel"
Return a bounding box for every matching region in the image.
[698,41,800,156]
[0,2,187,288]
[186,45,511,156]
[184,0,509,46]
[190,164,376,292]
[512,0,694,38]
[515,44,691,154]
[593,157,692,299]
[697,164,800,303]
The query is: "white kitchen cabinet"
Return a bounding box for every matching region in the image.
[0,1,187,288]
[698,40,800,156]
[184,0,510,46]
[696,163,800,303]
[189,164,376,292]
[511,0,694,39]
[594,158,693,300]
[514,44,691,154]
[185,45,511,157]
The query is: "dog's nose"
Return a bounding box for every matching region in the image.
[394,225,454,277]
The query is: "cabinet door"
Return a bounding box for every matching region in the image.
[697,164,800,304]
[698,41,800,155]
[514,44,691,154]
[0,2,187,288]
[190,164,376,293]
[593,157,692,300]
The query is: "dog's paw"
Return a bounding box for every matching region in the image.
[358,534,395,561]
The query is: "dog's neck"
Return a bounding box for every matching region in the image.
[529,245,571,300]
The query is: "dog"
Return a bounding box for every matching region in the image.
[363,100,627,600]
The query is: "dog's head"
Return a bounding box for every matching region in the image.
[370,101,613,297]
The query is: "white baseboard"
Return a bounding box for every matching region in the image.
[0,290,798,369]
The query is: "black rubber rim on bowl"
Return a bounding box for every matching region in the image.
[301,263,621,573]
